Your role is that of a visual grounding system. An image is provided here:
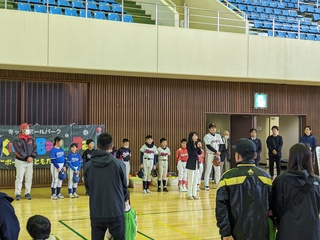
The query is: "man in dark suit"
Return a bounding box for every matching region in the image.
[249,128,262,167]
[220,130,231,172]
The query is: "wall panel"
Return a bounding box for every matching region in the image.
[1,70,319,187]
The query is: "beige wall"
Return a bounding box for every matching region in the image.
[1,9,320,85]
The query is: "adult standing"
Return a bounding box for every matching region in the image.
[0,192,20,240]
[216,138,272,240]
[266,126,283,179]
[249,128,262,167]
[271,143,320,240]
[204,123,223,190]
[84,132,127,240]
[186,132,202,200]
[220,130,231,172]
[299,126,317,163]
[13,123,37,200]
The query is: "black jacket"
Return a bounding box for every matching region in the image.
[0,192,20,240]
[186,141,201,170]
[220,138,230,162]
[271,170,320,240]
[249,137,262,161]
[84,150,127,222]
[13,135,37,161]
[266,135,283,157]
[216,159,272,240]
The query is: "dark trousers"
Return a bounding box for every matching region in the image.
[91,216,125,240]
[269,156,281,177]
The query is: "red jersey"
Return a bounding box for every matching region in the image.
[176,148,188,163]
[198,149,205,163]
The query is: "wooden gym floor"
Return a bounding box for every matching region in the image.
[1,183,221,240]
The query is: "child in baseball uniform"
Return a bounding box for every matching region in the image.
[67,143,82,198]
[203,123,223,190]
[197,140,205,191]
[50,136,66,200]
[157,138,171,192]
[176,138,188,192]
[140,135,158,194]
[116,138,131,187]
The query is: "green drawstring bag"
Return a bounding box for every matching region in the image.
[269,218,276,240]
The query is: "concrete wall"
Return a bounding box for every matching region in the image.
[1,9,320,85]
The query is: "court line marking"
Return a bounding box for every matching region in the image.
[59,218,154,239]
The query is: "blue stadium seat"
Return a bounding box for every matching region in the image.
[260,13,268,21]
[94,11,106,19]
[274,22,283,30]
[106,0,115,3]
[268,14,276,21]
[301,25,310,32]
[277,3,285,8]
[309,25,319,33]
[252,0,260,5]
[261,1,269,7]
[267,30,275,36]
[289,10,298,17]
[238,4,247,11]
[269,2,277,8]
[34,4,47,13]
[315,35,320,41]
[314,13,320,21]
[315,8,320,14]
[43,0,56,5]
[300,4,307,13]
[288,32,297,39]
[254,20,263,28]
[248,12,259,20]
[307,33,315,40]
[79,9,92,18]
[50,6,62,14]
[65,8,77,16]
[112,3,123,13]
[286,17,295,24]
[243,0,251,5]
[291,24,299,31]
[265,8,273,14]
[264,21,273,29]
[282,23,291,31]
[278,15,286,23]
[300,33,307,39]
[87,1,98,10]
[123,14,133,22]
[307,5,315,13]
[282,10,289,16]
[235,0,242,3]
[257,6,264,13]
[247,5,255,12]
[18,3,31,11]
[107,12,119,21]
[277,31,287,38]
[29,0,42,4]
[99,3,112,12]
[72,0,84,9]
[274,9,281,15]
[58,0,70,7]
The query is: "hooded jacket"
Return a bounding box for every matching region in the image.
[84,150,127,222]
[13,134,37,161]
[271,170,320,240]
[0,192,20,240]
[216,159,272,240]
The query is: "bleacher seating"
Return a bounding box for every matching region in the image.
[14,0,133,23]
[225,0,320,41]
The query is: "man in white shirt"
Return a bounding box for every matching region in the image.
[203,123,223,190]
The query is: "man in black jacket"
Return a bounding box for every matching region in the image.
[216,138,272,240]
[266,125,283,179]
[84,133,127,240]
[0,192,20,240]
[249,128,262,167]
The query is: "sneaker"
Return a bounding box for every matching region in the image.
[51,194,58,200]
[57,194,64,199]
[205,186,210,191]
[163,187,169,192]
[193,196,200,200]
[182,186,188,192]
[15,195,21,201]
[188,196,194,200]
[157,188,161,192]
[69,193,74,198]
[25,193,32,200]
[197,186,201,191]
[146,189,151,193]
[143,189,147,194]
[73,193,79,198]
[179,186,184,192]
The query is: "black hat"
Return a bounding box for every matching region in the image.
[208,123,217,129]
[232,138,256,156]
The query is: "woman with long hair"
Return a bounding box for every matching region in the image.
[271,143,320,240]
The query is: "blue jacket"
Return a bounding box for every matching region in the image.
[0,192,20,240]
[299,134,317,156]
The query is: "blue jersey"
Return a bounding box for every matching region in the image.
[116,147,131,162]
[67,152,82,171]
[50,147,66,169]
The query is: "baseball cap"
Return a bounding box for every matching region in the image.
[208,123,217,129]
[232,138,256,156]
[20,123,30,131]
[58,170,66,181]
[73,173,80,183]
